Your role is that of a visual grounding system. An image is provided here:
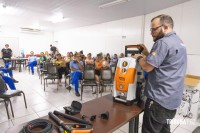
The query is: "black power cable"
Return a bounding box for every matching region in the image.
[19,119,54,133]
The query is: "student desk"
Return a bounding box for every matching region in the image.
[6,94,144,133]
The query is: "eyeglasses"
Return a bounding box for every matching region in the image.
[150,25,163,32]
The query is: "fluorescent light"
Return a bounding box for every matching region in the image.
[99,0,129,8]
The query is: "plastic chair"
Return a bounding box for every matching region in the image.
[65,62,71,88]
[80,69,99,101]
[65,71,71,88]
[110,65,116,79]
[85,64,94,70]
[0,98,10,119]
[100,69,113,96]
[44,65,59,91]
[40,62,51,84]
[0,90,27,119]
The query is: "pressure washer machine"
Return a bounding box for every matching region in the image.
[113,45,145,105]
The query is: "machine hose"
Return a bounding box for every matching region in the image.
[19,119,54,133]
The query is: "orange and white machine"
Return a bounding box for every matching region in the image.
[113,45,145,105]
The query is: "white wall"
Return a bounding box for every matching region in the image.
[54,16,144,57]
[0,26,53,56]
[55,0,200,75]
[1,0,199,76]
[19,32,53,55]
[143,0,200,76]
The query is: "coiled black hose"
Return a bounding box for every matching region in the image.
[19,119,54,133]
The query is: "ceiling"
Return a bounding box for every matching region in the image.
[0,0,190,32]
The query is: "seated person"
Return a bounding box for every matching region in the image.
[68,52,84,97]
[53,50,59,59]
[94,54,109,93]
[0,72,16,93]
[39,52,47,69]
[27,51,37,75]
[110,54,118,66]
[105,53,111,64]
[0,62,18,83]
[44,51,50,60]
[53,53,66,86]
[95,54,109,83]
[85,53,94,66]
[64,52,73,75]
[119,53,125,58]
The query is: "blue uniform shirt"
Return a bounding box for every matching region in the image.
[70,60,84,73]
[145,31,187,110]
[28,56,37,62]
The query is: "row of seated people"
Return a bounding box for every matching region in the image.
[27,51,115,97]
[47,52,111,97]
[26,49,123,75]
[66,52,111,97]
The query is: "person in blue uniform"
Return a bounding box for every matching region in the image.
[133,14,187,133]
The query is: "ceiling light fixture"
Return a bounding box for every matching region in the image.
[99,0,129,8]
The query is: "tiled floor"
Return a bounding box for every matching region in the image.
[0,69,200,133]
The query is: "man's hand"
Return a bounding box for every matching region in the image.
[132,54,143,59]
[138,44,149,56]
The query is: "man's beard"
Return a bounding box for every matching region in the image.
[153,30,165,42]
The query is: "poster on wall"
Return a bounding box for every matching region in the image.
[0,37,20,58]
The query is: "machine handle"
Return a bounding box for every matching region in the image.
[125,45,144,57]
[138,46,144,54]
[53,110,91,125]
[48,112,70,132]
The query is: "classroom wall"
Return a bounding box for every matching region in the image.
[0,26,53,56]
[0,0,199,76]
[54,16,144,56]
[143,0,200,76]
[54,0,200,76]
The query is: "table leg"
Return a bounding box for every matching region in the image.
[129,115,139,133]
[19,60,22,72]
[11,60,15,70]
[14,60,17,69]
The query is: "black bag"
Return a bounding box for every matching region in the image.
[63,101,82,115]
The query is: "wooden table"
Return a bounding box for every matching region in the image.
[4,58,28,72]
[6,94,144,133]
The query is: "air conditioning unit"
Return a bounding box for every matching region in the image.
[20,27,41,33]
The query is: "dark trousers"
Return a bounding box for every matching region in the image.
[57,67,66,79]
[142,98,176,133]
